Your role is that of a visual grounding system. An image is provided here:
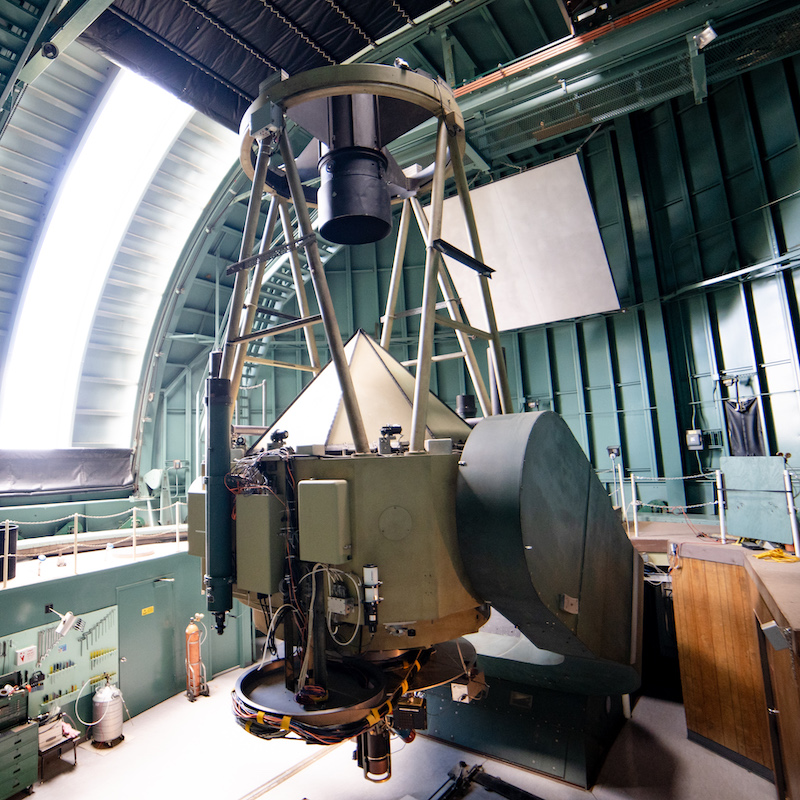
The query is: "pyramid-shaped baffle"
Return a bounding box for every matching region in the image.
[251,331,472,451]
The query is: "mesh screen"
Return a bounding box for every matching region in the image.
[707,8,800,81]
[480,6,800,155]
[484,54,692,158]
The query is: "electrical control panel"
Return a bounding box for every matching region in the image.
[235,493,285,595]
[685,429,704,451]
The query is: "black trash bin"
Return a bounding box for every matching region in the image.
[0,523,18,580]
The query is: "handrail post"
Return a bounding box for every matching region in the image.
[784,469,799,554]
[617,462,627,524]
[716,469,727,544]
[2,520,9,588]
[73,513,79,574]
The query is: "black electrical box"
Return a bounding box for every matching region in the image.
[391,696,427,731]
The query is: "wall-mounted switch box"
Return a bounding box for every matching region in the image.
[686,429,704,450]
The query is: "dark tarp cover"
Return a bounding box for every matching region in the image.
[80,0,446,132]
[0,449,135,497]
[724,398,766,457]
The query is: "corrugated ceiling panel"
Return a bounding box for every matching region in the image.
[72,110,238,447]
[0,40,114,388]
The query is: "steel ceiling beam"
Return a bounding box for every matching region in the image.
[479,7,516,63]
[0,0,61,111]
[346,0,500,65]
[15,0,114,86]
[386,0,783,170]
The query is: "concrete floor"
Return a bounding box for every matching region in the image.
[21,667,775,800]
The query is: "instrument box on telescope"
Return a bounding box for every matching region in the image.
[298,479,351,564]
[235,492,286,596]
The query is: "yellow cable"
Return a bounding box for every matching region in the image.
[754,548,800,562]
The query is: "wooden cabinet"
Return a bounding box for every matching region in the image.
[748,557,800,800]
[0,721,37,800]
[671,549,773,777]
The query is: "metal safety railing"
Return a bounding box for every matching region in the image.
[614,466,800,553]
[1,501,188,588]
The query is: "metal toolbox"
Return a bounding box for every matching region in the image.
[0,690,26,733]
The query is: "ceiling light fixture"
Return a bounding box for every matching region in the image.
[693,22,718,50]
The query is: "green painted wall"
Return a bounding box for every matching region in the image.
[0,552,251,728]
[324,56,800,512]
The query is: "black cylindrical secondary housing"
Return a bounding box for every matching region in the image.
[204,353,233,633]
[318,146,391,245]
[315,93,391,245]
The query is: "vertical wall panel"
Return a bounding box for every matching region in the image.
[609,312,656,478]
[580,318,616,469]
[581,132,635,307]
[549,326,579,408]
[518,327,552,409]
[748,64,800,253]
[673,97,737,281]
[674,296,725,451]
[549,325,588,449]
[751,277,800,453]
[638,105,700,294]
[712,81,774,267]
[712,287,758,377]
[351,267,381,337]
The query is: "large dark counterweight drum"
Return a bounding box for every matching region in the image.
[456,411,642,695]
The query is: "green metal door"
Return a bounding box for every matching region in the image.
[205,599,248,678]
[117,577,179,717]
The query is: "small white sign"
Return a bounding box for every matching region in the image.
[16,645,37,665]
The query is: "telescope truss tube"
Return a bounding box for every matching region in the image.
[410,119,449,452]
[228,195,282,398]
[237,64,511,450]
[219,138,271,385]
[408,197,492,419]
[447,137,513,415]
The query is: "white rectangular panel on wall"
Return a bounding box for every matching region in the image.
[440,155,619,330]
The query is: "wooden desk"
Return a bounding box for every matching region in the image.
[746,555,800,800]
